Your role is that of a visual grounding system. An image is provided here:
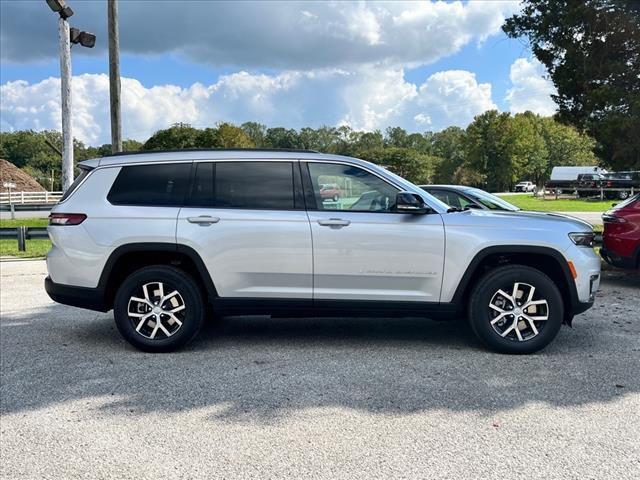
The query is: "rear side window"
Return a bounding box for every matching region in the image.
[187,161,299,210]
[60,167,92,202]
[108,163,191,206]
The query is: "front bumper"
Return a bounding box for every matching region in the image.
[45,276,109,312]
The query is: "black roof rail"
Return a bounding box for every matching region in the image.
[102,148,320,157]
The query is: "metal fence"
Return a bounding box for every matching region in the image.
[541,186,636,200]
[0,227,49,252]
[0,191,63,205]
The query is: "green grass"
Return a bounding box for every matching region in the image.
[497,194,613,212]
[0,217,49,228]
[0,239,51,258]
[0,218,50,258]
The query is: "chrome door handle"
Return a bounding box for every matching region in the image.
[187,216,220,225]
[317,218,351,227]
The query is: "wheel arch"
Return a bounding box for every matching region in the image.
[451,245,579,322]
[98,243,218,310]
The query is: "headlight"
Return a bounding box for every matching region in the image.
[569,232,595,247]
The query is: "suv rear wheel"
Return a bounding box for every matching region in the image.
[114,266,204,352]
[468,265,563,354]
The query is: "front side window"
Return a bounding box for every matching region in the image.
[107,163,191,206]
[429,190,473,210]
[307,163,399,212]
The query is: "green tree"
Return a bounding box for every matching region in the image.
[541,118,598,172]
[430,126,465,184]
[264,127,301,149]
[464,110,513,191]
[240,122,267,147]
[504,0,640,170]
[358,147,440,184]
[507,112,549,185]
[142,123,202,150]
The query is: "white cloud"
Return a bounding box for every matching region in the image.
[1,1,520,70]
[1,68,498,145]
[505,58,557,116]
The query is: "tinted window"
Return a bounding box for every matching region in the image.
[60,167,92,202]
[215,162,295,210]
[307,163,398,212]
[108,163,191,206]
[429,190,472,210]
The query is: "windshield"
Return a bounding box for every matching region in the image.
[464,188,521,211]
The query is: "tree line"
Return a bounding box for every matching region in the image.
[0,110,600,192]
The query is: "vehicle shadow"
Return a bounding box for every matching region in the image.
[1,295,638,423]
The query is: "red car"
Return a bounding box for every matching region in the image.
[319,183,341,201]
[601,193,640,269]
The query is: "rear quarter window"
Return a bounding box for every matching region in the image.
[107,163,191,206]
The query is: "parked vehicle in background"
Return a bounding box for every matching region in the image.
[601,171,640,200]
[420,185,520,211]
[514,181,536,193]
[576,173,605,197]
[601,193,640,269]
[546,166,607,193]
[45,150,600,354]
[319,183,341,201]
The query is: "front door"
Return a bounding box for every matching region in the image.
[303,161,445,303]
[176,160,313,299]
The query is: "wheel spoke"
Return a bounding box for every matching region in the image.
[511,283,523,302]
[167,313,183,327]
[501,322,516,337]
[514,325,524,341]
[136,314,152,332]
[524,316,539,336]
[149,323,160,339]
[489,303,505,314]
[527,313,548,321]
[155,282,165,300]
[169,304,185,314]
[526,285,536,303]
[158,321,172,338]
[497,289,513,303]
[490,312,509,325]
[162,290,180,304]
[142,284,152,302]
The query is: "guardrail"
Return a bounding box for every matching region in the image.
[0,191,62,205]
[0,227,49,252]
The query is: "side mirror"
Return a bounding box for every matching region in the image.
[395,192,430,214]
[464,203,482,210]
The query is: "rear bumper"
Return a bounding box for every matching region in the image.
[600,247,637,269]
[44,276,109,312]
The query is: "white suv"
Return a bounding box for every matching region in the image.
[45,150,601,354]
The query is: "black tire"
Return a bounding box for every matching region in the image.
[619,190,630,200]
[468,265,564,354]
[114,266,204,352]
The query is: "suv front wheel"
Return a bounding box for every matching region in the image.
[114,266,205,352]
[468,265,564,354]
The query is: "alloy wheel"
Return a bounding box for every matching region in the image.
[488,282,549,342]
[127,281,186,339]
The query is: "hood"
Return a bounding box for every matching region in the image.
[453,209,593,231]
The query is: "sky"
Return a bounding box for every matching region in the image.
[0,0,558,146]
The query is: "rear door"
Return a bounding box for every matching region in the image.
[303,161,445,303]
[176,160,312,299]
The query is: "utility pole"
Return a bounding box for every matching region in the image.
[108,0,122,153]
[45,0,96,191]
[58,15,74,191]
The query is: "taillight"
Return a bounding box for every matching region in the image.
[49,213,87,226]
[602,214,627,224]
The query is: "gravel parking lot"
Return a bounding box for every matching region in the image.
[1,260,639,480]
